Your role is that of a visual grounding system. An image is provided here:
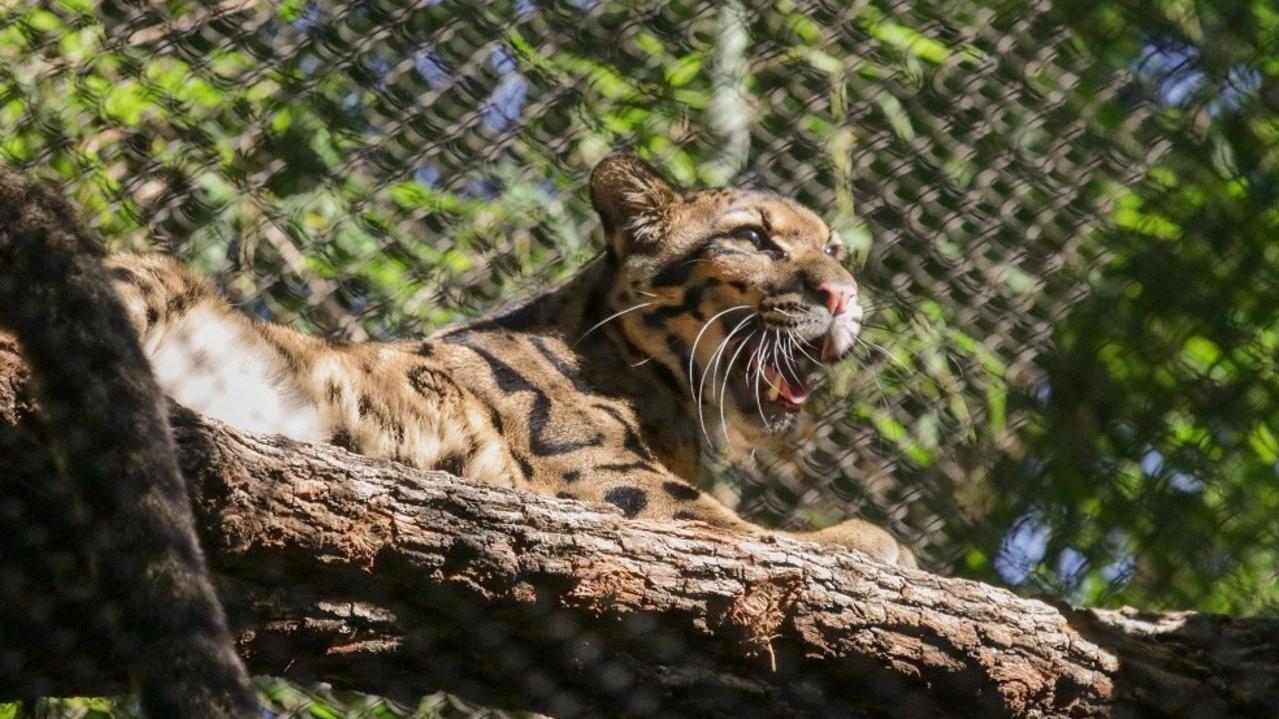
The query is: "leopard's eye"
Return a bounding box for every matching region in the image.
[825,243,845,260]
[732,226,768,249]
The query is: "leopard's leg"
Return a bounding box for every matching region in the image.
[104,254,328,442]
[791,520,916,568]
[104,254,218,344]
[312,346,523,485]
[571,465,916,567]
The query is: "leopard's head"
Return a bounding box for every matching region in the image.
[590,155,863,440]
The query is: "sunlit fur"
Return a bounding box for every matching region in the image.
[105,155,914,567]
[598,176,866,445]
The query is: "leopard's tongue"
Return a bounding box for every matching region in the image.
[763,365,810,407]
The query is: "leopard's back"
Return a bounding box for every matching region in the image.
[108,255,328,443]
[108,253,695,490]
[107,254,518,484]
[104,152,917,566]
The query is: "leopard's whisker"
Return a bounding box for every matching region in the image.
[789,333,811,374]
[859,337,909,370]
[788,330,821,366]
[760,333,776,418]
[718,326,758,407]
[859,294,927,313]
[771,331,805,404]
[718,328,758,445]
[575,301,653,345]
[749,340,765,425]
[770,331,790,386]
[687,304,751,397]
[696,319,739,416]
[776,332,802,384]
[862,320,970,383]
[757,334,775,391]
[855,336,895,419]
[752,330,772,425]
[858,336,947,393]
[697,313,755,444]
[778,334,799,393]
[858,321,901,333]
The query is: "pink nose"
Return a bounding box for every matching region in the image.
[817,281,856,316]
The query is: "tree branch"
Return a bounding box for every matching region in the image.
[1,336,1275,718]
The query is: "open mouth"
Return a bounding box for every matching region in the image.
[760,363,810,412]
[692,306,857,434]
[735,334,840,417]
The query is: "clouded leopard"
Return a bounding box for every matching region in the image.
[108,155,914,567]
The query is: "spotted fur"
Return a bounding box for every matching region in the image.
[108,156,914,566]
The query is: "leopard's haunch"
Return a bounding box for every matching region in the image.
[103,155,912,566]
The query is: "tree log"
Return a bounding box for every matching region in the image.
[0,335,1275,718]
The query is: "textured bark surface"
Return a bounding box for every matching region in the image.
[0,337,1276,718]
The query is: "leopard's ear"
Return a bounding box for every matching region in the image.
[590,154,680,256]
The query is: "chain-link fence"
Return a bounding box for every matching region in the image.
[1,0,1276,715]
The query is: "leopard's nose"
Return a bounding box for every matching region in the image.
[817,281,857,317]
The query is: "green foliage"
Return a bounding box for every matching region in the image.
[1,0,1276,713]
[0,680,531,718]
[994,0,1279,612]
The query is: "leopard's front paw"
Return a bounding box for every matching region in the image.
[796,519,917,568]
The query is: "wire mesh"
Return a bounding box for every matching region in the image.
[1,0,1276,716]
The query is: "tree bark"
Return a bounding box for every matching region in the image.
[0,336,1275,719]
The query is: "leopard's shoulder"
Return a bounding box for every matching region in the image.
[105,153,915,565]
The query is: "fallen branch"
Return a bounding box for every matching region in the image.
[0,336,1275,718]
